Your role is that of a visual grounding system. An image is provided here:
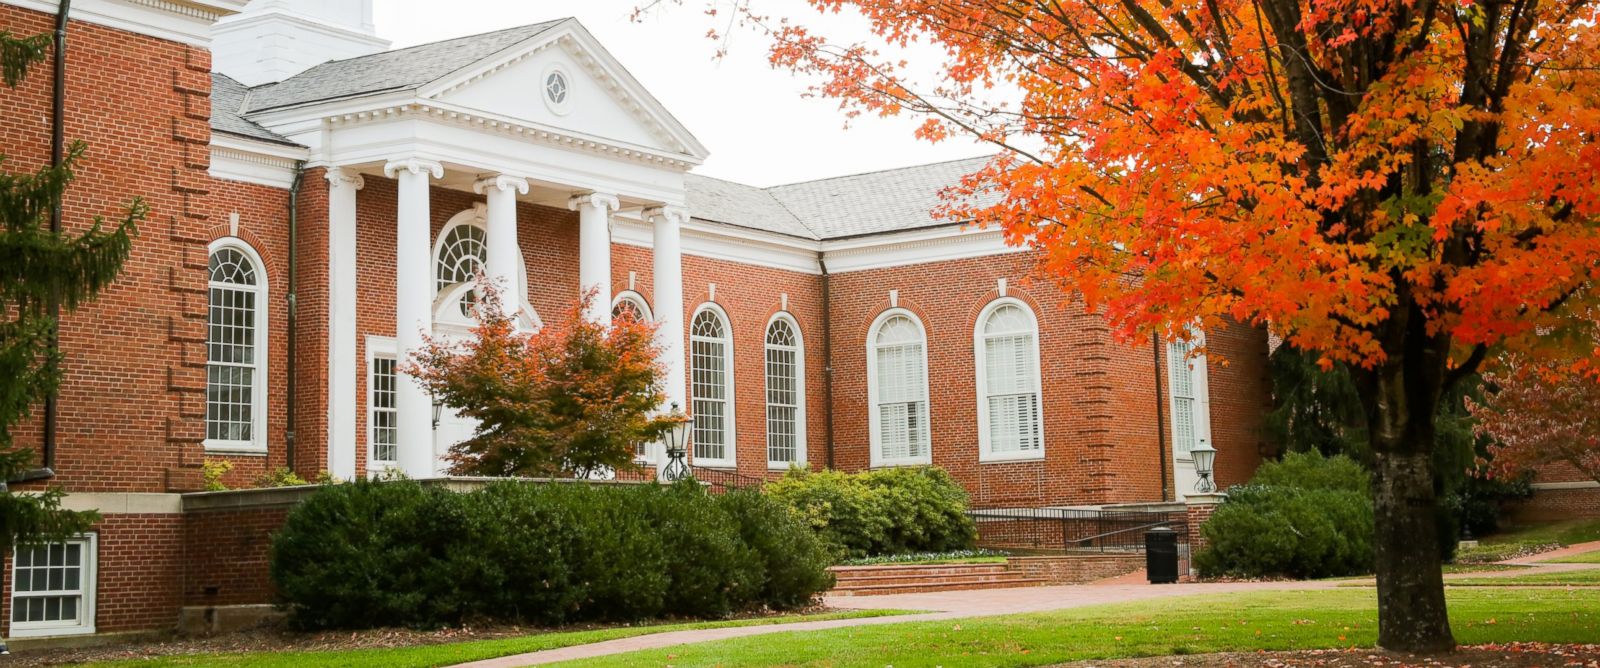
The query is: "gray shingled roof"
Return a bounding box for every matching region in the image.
[244,20,566,113]
[211,73,298,145]
[684,174,817,239]
[684,156,993,240]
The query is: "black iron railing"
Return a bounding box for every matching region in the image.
[687,466,768,493]
[968,506,1187,553]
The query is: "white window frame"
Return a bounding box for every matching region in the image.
[365,336,400,473]
[432,208,541,333]
[610,290,654,323]
[204,238,268,455]
[974,298,1046,462]
[9,534,96,638]
[1167,327,1213,463]
[763,312,807,469]
[867,308,933,468]
[689,303,736,468]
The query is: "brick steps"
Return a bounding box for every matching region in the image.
[827,562,1046,596]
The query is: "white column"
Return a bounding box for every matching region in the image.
[383,157,443,478]
[569,192,620,323]
[645,206,688,476]
[473,174,529,319]
[325,167,363,481]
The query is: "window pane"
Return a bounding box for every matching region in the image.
[371,356,398,463]
[691,310,731,461]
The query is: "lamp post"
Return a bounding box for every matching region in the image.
[661,402,691,482]
[1191,440,1217,493]
[431,397,443,431]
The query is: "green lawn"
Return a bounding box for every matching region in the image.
[1455,519,1600,563]
[1448,567,1600,586]
[559,588,1600,668]
[81,610,916,668]
[1546,548,1600,564]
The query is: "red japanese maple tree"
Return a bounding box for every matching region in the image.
[408,284,676,478]
[1469,357,1600,486]
[666,0,1600,651]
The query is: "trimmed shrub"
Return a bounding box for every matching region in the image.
[764,467,976,559]
[1194,452,1375,579]
[270,479,831,630]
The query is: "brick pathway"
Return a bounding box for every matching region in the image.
[453,559,1600,667]
[1511,540,1600,564]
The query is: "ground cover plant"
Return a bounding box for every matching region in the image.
[270,480,833,630]
[764,467,976,559]
[561,587,1600,667]
[838,549,1010,567]
[65,610,914,668]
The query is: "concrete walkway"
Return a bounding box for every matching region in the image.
[454,556,1600,667]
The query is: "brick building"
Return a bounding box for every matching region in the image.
[2,0,1276,641]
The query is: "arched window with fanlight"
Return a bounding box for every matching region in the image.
[690,305,735,467]
[975,299,1044,461]
[868,310,931,467]
[764,314,806,467]
[611,291,653,324]
[205,240,268,453]
[432,208,540,331]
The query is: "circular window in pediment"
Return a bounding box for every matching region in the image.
[541,64,573,115]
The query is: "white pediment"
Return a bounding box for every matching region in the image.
[422,21,707,161]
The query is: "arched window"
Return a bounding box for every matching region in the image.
[432,208,540,331]
[690,306,735,466]
[976,300,1044,460]
[205,241,267,453]
[868,310,930,466]
[611,291,652,323]
[764,315,806,467]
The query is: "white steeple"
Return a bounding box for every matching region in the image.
[211,0,390,86]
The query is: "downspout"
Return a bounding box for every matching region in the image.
[285,162,305,470]
[1153,333,1168,501]
[818,254,836,470]
[39,0,72,477]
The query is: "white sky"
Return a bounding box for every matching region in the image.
[373,0,990,186]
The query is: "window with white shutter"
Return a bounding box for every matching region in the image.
[869,311,931,466]
[1167,331,1210,459]
[977,301,1044,460]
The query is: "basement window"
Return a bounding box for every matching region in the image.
[10,534,96,638]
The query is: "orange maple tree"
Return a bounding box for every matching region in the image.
[666,0,1600,651]
[408,284,676,478]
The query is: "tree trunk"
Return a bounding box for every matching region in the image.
[1361,322,1457,653]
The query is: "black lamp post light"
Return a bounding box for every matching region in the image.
[661,402,692,482]
[1191,440,1217,493]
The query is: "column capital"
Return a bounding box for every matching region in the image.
[643,205,689,226]
[568,191,620,213]
[325,166,365,190]
[383,158,444,180]
[473,174,530,196]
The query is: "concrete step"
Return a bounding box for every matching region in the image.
[829,563,1010,579]
[829,576,1048,596]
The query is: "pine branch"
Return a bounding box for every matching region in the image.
[0,31,51,88]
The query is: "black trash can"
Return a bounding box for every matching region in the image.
[1145,527,1179,584]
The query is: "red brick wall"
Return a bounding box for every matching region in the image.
[1,514,185,637]
[1511,486,1600,521]
[182,505,292,607]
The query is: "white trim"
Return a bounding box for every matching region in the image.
[975,298,1046,463]
[867,308,933,468]
[611,216,821,275]
[56,492,182,514]
[539,63,575,116]
[203,238,269,455]
[432,207,541,333]
[822,226,1026,273]
[1531,480,1600,491]
[763,312,807,470]
[207,137,305,188]
[9,533,97,639]
[364,335,400,474]
[0,0,244,48]
[688,302,736,469]
[610,290,654,322]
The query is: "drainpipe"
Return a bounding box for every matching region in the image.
[39,0,73,478]
[284,162,305,471]
[1153,332,1169,501]
[818,254,836,470]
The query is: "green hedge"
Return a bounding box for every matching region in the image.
[270,480,833,630]
[1194,452,1375,579]
[763,467,976,559]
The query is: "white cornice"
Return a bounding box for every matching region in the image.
[212,8,388,48]
[209,134,306,189]
[821,225,1027,273]
[1,0,244,47]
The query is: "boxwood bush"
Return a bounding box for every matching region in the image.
[763,466,976,559]
[1194,451,1375,579]
[270,480,832,630]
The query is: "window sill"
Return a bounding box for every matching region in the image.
[767,462,805,471]
[9,623,95,639]
[203,443,267,456]
[979,451,1046,464]
[691,460,736,470]
[871,458,933,468]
